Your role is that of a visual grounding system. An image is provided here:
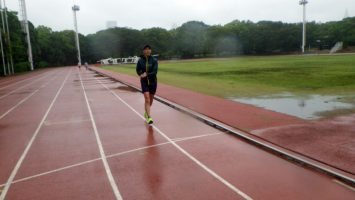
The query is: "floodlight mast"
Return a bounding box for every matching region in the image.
[0,2,6,75]
[4,0,14,74]
[72,5,81,67]
[299,0,308,54]
[19,0,34,71]
[0,0,11,75]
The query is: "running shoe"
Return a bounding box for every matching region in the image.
[144,112,148,120]
[147,117,154,124]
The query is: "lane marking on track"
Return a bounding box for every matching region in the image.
[0,90,39,120]
[0,68,72,200]
[78,70,123,200]
[172,132,222,142]
[0,72,60,120]
[0,70,55,100]
[333,179,355,192]
[106,142,172,159]
[43,119,91,126]
[0,131,222,188]
[96,76,253,200]
[0,71,49,91]
[10,158,102,186]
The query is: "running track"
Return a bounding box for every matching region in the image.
[0,67,354,200]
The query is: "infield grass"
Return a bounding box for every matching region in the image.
[103,54,355,98]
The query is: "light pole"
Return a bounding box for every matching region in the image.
[0,0,10,75]
[72,5,81,67]
[19,0,34,71]
[4,0,14,74]
[299,0,308,54]
[0,3,6,75]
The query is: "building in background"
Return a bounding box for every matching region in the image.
[106,20,117,29]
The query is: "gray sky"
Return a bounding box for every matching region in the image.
[7,0,355,35]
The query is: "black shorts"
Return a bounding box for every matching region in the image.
[140,79,157,94]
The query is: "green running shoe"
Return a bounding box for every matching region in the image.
[144,112,148,120]
[147,117,154,124]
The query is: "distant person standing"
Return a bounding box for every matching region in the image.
[84,62,89,70]
[136,45,158,124]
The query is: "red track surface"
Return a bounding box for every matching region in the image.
[0,67,354,200]
[92,67,355,177]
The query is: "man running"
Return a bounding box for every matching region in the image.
[136,45,158,124]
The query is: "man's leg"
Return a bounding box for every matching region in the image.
[149,93,154,106]
[143,92,151,116]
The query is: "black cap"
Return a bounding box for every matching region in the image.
[143,44,152,50]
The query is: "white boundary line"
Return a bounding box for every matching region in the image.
[43,119,91,126]
[106,142,171,159]
[0,90,39,120]
[0,72,60,120]
[0,71,49,90]
[0,68,71,200]
[78,70,123,200]
[96,77,253,200]
[333,179,355,192]
[0,70,55,100]
[10,158,102,186]
[0,132,222,188]
[172,132,222,142]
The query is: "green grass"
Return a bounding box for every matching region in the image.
[103,55,355,98]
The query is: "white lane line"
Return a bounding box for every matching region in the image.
[0,72,60,120]
[0,68,72,200]
[0,158,99,188]
[96,78,253,200]
[78,70,123,200]
[0,90,39,120]
[0,131,226,188]
[333,179,355,192]
[0,71,49,91]
[106,142,172,159]
[11,158,102,186]
[43,119,91,126]
[0,70,55,100]
[172,132,222,142]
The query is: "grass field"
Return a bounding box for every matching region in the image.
[103,54,355,98]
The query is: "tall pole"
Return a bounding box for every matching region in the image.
[4,0,14,74]
[0,0,9,75]
[299,0,308,54]
[19,0,34,71]
[72,5,81,67]
[0,2,6,75]
[0,21,6,76]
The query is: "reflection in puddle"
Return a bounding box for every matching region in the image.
[231,93,355,120]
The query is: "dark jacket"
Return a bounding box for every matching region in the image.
[136,55,158,84]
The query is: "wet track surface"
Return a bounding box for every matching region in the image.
[0,67,354,200]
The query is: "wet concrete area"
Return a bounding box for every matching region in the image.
[232,93,355,120]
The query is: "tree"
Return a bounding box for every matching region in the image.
[141,28,172,58]
[173,21,209,58]
[2,10,355,75]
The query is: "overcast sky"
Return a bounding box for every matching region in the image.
[6,0,355,35]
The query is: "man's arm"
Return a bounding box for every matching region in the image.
[148,59,158,76]
[136,59,143,76]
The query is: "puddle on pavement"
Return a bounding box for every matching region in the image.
[116,85,139,92]
[231,93,355,120]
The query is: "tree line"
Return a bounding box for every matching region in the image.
[1,11,355,74]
